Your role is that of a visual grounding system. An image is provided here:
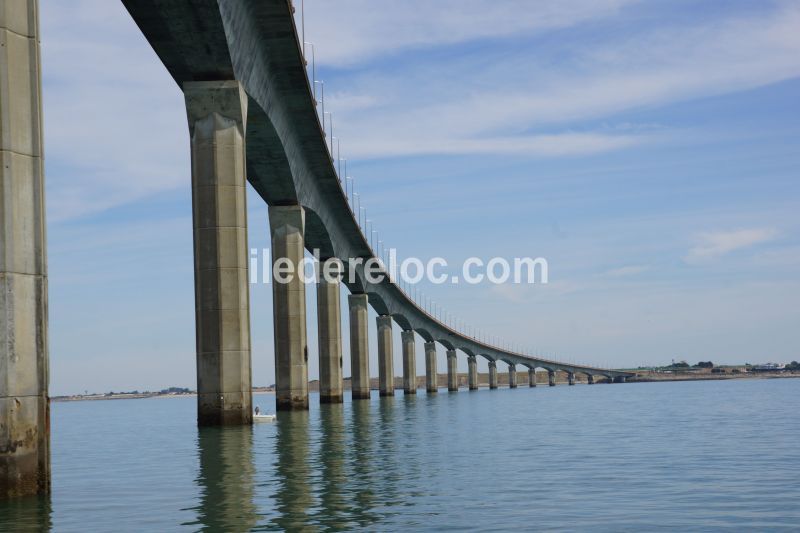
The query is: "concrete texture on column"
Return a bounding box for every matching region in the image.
[269,205,308,410]
[424,341,437,393]
[508,364,518,388]
[568,372,575,386]
[348,294,370,399]
[446,350,458,391]
[468,356,478,390]
[0,0,50,497]
[587,374,594,385]
[548,370,556,386]
[185,81,253,424]
[488,361,498,389]
[377,315,394,397]
[317,259,342,403]
[401,330,416,394]
[529,368,537,387]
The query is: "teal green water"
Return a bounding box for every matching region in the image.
[2,379,799,531]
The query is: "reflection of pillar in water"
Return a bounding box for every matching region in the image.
[317,404,347,529]
[195,426,257,531]
[272,411,313,531]
[349,400,378,528]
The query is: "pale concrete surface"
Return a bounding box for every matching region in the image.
[446,350,458,391]
[0,0,50,497]
[269,204,308,410]
[548,369,556,387]
[348,294,370,400]
[376,315,394,397]
[401,330,416,395]
[468,356,478,390]
[424,341,437,393]
[529,368,537,387]
[508,364,518,388]
[185,81,253,425]
[317,259,342,403]
[489,361,498,389]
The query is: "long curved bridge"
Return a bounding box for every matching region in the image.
[121,0,632,421]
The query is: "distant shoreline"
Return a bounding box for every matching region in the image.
[52,371,799,403]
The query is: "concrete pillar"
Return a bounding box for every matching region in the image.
[468,356,478,390]
[548,369,556,386]
[348,294,370,400]
[529,368,537,387]
[508,364,518,388]
[587,374,594,385]
[401,330,416,395]
[377,315,394,397]
[317,258,342,403]
[424,341,437,393]
[269,205,308,410]
[568,372,575,386]
[1,0,50,497]
[185,81,252,424]
[446,350,458,391]
[489,361,498,389]
[614,376,626,384]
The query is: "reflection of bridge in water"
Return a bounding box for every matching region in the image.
[1,0,630,497]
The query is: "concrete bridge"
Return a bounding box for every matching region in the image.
[0,0,630,497]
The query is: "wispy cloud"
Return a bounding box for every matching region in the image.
[319,2,800,159]
[298,0,639,66]
[685,228,778,264]
[604,265,650,277]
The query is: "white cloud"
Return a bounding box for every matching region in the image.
[320,3,800,159]
[298,0,639,66]
[685,228,778,264]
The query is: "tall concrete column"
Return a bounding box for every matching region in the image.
[529,368,537,387]
[424,341,437,393]
[489,361,498,389]
[1,0,50,497]
[587,374,594,385]
[269,205,308,410]
[548,369,556,387]
[317,258,343,403]
[348,294,370,400]
[508,364,518,388]
[468,356,478,390]
[568,372,575,386]
[401,330,416,395]
[446,350,458,391]
[377,315,394,397]
[185,81,252,425]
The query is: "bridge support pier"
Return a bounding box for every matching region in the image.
[587,374,594,385]
[401,330,416,395]
[377,315,394,397]
[614,376,626,384]
[1,0,51,497]
[424,342,437,393]
[348,294,370,400]
[317,259,343,403]
[447,350,458,391]
[568,372,575,386]
[508,364,518,388]
[489,361,498,389]
[548,370,556,386]
[529,368,537,387]
[468,356,478,390]
[185,81,253,423]
[269,205,308,410]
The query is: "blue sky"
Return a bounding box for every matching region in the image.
[40,0,799,395]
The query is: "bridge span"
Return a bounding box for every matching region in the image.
[0,0,633,496]
[121,0,632,420]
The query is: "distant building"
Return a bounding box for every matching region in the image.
[752,362,786,371]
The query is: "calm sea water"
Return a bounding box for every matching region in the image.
[2,379,799,531]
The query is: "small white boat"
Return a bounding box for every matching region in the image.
[254,413,276,422]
